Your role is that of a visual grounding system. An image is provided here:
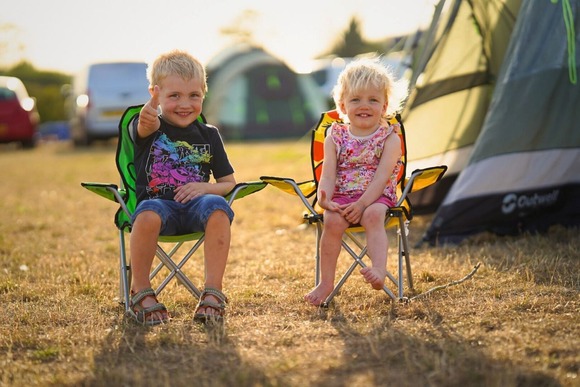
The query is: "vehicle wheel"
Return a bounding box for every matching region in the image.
[73,131,91,147]
[21,138,36,149]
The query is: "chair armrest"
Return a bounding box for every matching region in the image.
[224,181,267,204]
[401,166,447,197]
[260,176,317,198]
[81,182,125,203]
[260,176,320,216]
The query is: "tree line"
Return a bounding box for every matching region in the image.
[0,18,413,124]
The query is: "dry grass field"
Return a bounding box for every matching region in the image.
[0,139,578,387]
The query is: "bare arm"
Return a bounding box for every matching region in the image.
[137,85,161,138]
[173,174,236,204]
[317,134,342,212]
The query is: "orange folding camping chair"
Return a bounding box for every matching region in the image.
[261,110,446,305]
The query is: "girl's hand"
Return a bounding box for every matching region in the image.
[319,189,341,212]
[342,201,365,224]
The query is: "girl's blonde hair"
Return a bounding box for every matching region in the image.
[332,57,409,120]
[147,50,207,95]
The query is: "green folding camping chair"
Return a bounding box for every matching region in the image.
[81,105,266,320]
[261,110,447,305]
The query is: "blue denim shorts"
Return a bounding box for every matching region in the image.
[132,194,234,236]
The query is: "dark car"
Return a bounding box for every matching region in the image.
[0,76,40,148]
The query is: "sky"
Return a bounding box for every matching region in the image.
[1,0,436,75]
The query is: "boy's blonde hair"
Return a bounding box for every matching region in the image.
[332,57,409,120]
[147,50,207,95]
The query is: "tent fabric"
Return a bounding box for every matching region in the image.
[402,0,522,213]
[204,45,327,140]
[418,0,580,244]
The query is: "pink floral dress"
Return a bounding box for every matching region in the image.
[330,122,401,207]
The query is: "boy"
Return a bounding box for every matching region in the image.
[129,50,235,324]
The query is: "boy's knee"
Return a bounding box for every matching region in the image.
[208,209,230,222]
[202,196,234,225]
[134,210,162,228]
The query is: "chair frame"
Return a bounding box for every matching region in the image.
[261,110,446,305]
[81,181,263,318]
[82,105,265,320]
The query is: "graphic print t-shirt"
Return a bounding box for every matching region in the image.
[133,117,234,203]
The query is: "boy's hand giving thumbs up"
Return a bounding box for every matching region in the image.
[137,85,161,137]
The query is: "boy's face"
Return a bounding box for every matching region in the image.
[154,74,204,128]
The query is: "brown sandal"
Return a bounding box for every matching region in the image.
[130,288,169,326]
[193,287,228,323]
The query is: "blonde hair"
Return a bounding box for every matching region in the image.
[332,57,408,120]
[147,50,207,95]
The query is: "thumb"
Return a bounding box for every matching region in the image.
[319,189,326,202]
[149,85,160,110]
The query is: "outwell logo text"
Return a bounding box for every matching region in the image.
[501,190,559,214]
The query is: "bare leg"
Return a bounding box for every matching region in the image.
[130,210,168,321]
[304,211,349,306]
[197,209,231,316]
[359,204,388,290]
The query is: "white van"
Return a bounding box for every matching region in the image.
[68,62,150,146]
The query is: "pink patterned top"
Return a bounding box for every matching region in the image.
[330,122,401,206]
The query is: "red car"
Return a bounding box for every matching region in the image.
[0,76,40,148]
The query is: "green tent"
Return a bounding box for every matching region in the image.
[204,45,327,140]
[402,0,580,244]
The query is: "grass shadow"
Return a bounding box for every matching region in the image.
[310,304,562,387]
[78,314,277,387]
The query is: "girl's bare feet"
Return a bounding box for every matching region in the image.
[360,267,386,290]
[304,282,334,306]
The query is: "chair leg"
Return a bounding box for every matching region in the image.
[319,230,367,306]
[315,222,323,286]
[345,232,399,301]
[323,235,399,305]
[118,230,132,315]
[321,216,416,305]
[149,242,186,280]
[398,232,404,300]
[312,210,416,306]
[400,219,413,290]
[322,255,360,307]
[120,230,203,317]
[154,245,202,298]
[394,215,413,301]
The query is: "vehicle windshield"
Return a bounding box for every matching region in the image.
[88,63,148,91]
[0,87,17,100]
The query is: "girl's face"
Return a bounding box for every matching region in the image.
[340,85,387,134]
[156,74,204,128]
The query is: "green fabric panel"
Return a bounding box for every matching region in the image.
[471,0,522,76]
[225,181,267,201]
[471,72,580,164]
[404,86,492,160]
[403,0,521,162]
[82,183,118,202]
[158,233,204,243]
[470,0,580,164]
[114,105,142,230]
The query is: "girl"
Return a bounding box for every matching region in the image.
[305,58,409,306]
